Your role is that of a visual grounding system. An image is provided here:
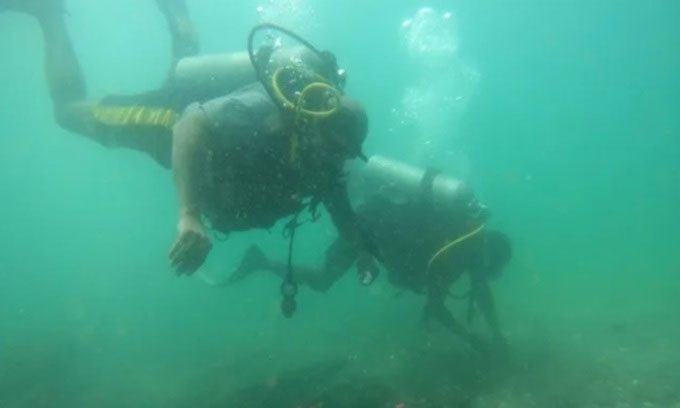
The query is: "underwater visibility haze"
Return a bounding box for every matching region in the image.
[1,0,679,406]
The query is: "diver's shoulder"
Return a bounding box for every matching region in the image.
[182,82,281,136]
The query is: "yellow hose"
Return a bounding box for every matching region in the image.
[271,66,341,118]
[427,224,486,272]
[273,66,342,163]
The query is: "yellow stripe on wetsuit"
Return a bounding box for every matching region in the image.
[92,105,178,129]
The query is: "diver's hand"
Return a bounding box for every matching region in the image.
[357,250,378,286]
[169,214,212,275]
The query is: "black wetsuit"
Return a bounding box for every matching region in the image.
[356,192,488,292]
[187,83,356,236]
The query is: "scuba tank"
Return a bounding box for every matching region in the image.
[173,51,256,92]
[172,23,345,110]
[359,155,487,218]
[172,46,328,96]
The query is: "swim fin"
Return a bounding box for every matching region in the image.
[225,244,269,285]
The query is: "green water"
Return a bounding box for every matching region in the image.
[1,1,679,407]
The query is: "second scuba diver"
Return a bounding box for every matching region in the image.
[220,156,512,351]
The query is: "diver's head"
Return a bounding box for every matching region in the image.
[480,230,512,279]
[315,95,368,162]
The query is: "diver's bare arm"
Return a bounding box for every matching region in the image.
[172,109,210,220]
[323,184,359,242]
[424,294,470,338]
[323,185,379,284]
[324,185,381,255]
[472,276,503,340]
[168,109,213,274]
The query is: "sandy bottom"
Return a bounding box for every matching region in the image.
[2,305,679,408]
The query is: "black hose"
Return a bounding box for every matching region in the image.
[248,25,321,85]
[248,23,322,63]
[247,23,338,112]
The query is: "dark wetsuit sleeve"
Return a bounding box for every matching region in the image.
[323,183,380,259]
[323,183,356,239]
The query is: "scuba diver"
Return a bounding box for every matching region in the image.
[2,0,379,313]
[220,156,512,350]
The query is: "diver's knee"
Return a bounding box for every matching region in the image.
[53,105,75,131]
[53,102,94,134]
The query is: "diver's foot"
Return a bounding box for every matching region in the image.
[0,0,64,17]
[155,0,199,58]
[226,245,269,285]
[155,0,189,17]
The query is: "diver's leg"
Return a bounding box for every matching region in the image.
[226,240,354,293]
[156,0,199,65]
[2,2,107,139]
[307,237,358,292]
[224,245,321,287]
[36,7,94,132]
[253,248,344,293]
[3,1,178,168]
[278,264,342,293]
